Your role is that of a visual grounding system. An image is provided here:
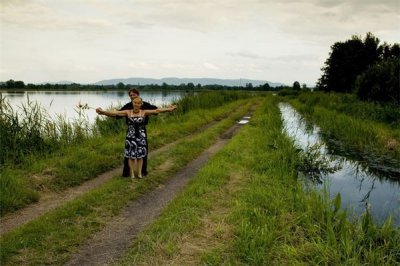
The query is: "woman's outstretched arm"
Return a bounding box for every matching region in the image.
[96,108,129,117]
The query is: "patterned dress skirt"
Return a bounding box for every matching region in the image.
[125,116,147,159]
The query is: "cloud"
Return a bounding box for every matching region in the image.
[273,0,400,43]
[0,1,113,33]
[268,54,320,63]
[125,21,154,29]
[74,64,95,72]
[203,62,219,70]
[3,0,397,42]
[1,0,398,85]
[128,62,153,69]
[1,0,28,7]
[227,51,266,60]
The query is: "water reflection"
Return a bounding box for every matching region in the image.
[279,102,400,226]
[323,137,400,180]
[238,116,251,124]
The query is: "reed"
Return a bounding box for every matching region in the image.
[173,90,255,114]
[296,91,400,127]
[0,95,95,167]
[297,143,340,183]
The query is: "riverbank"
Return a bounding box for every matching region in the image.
[286,91,400,180]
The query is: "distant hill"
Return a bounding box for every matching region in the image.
[54,81,76,85]
[93,77,284,87]
[40,81,76,85]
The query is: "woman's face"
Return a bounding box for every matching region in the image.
[133,97,142,108]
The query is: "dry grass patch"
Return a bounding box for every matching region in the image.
[156,159,175,172]
[154,171,245,265]
[30,167,58,191]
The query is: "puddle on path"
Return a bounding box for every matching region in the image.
[238,116,251,125]
[279,103,400,226]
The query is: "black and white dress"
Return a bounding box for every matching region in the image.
[125,116,147,159]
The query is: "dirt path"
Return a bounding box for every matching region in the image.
[65,119,247,266]
[0,167,121,237]
[0,120,220,237]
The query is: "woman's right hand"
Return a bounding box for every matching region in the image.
[96,108,103,114]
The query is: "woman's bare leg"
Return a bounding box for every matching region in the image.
[137,158,143,178]
[128,158,135,178]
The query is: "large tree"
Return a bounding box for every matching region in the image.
[317,33,382,93]
[4,79,25,89]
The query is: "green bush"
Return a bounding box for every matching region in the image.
[355,58,400,105]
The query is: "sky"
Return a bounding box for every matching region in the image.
[0,0,399,86]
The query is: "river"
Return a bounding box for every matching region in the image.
[279,103,400,226]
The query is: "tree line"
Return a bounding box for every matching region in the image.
[317,32,399,105]
[0,79,298,92]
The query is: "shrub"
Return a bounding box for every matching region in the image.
[355,58,400,105]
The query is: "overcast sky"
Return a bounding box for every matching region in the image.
[1,0,399,86]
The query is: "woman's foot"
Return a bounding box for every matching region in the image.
[137,175,143,179]
[130,175,136,180]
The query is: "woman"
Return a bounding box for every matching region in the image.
[118,88,158,177]
[96,97,177,179]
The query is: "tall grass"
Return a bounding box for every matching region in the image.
[0,94,96,167]
[296,91,400,128]
[0,168,39,215]
[0,94,111,215]
[174,90,256,114]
